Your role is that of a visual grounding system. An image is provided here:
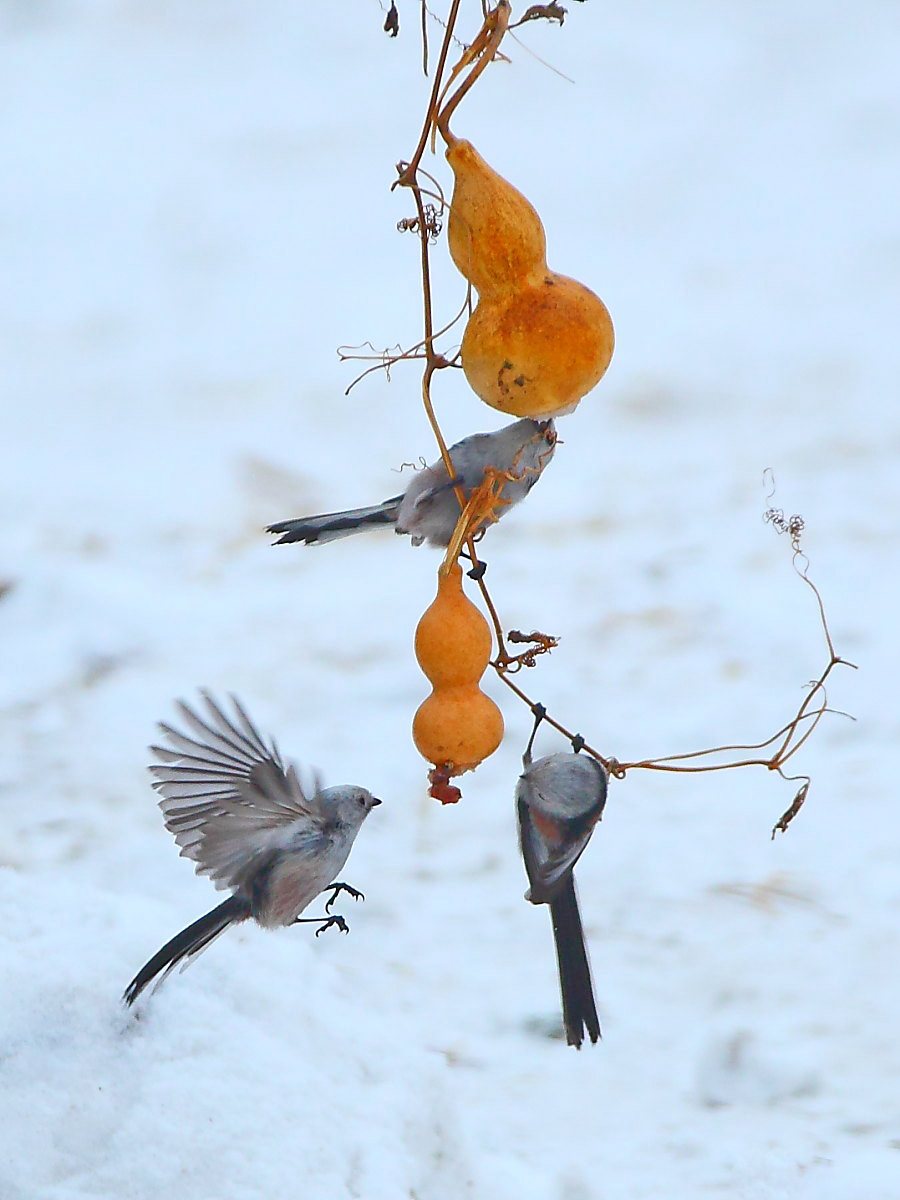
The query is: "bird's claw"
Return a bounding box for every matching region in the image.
[315,914,349,937]
[324,882,365,912]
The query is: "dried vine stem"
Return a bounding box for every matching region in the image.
[381,4,852,833]
[489,511,854,828]
[394,1,511,578]
[436,1,511,147]
[396,0,464,191]
[337,282,469,395]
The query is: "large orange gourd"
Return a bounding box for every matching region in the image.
[413,562,504,798]
[446,138,614,419]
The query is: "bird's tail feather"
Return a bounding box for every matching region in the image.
[123,895,250,1006]
[267,498,402,546]
[549,878,601,1047]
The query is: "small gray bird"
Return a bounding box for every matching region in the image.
[267,418,556,548]
[123,693,381,1006]
[516,750,608,1047]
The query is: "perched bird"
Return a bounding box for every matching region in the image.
[267,418,556,548]
[516,749,608,1047]
[123,693,381,1006]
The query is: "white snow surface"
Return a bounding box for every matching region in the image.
[2,2,898,1197]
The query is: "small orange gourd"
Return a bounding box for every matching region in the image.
[446,138,615,419]
[413,562,504,795]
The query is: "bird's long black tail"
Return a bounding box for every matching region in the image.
[267,498,402,546]
[123,895,250,1006]
[550,878,601,1047]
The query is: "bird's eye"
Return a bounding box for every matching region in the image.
[358,794,366,806]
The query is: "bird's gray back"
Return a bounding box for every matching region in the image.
[395,419,554,546]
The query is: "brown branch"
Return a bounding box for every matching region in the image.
[436,1,511,146]
[492,669,613,770]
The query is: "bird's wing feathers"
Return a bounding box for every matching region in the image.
[516,795,597,904]
[150,692,318,891]
[411,478,460,510]
[517,795,549,896]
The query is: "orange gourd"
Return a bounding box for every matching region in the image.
[413,562,504,795]
[446,138,614,419]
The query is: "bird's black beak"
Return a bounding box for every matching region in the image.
[371,796,382,807]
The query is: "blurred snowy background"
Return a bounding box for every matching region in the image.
[1,1,898,1197]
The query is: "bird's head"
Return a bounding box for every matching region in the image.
[320,785,382,827]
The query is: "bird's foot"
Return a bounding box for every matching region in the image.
[291,913,349,936]
[315,914,349,937]
[460,550,488,581]
[324,881,365,912]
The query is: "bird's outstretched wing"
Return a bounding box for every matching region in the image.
[149,692,321,892]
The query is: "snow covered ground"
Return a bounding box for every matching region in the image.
[2,1,898,1196]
